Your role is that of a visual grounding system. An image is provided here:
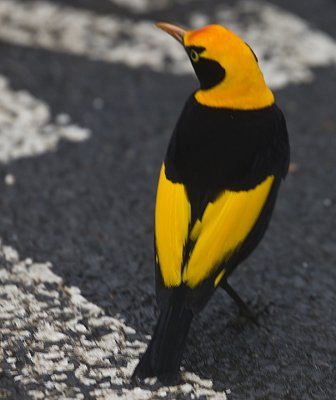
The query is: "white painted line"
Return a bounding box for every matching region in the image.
[0,240,227,399]
[0,0,335,88]
[0,75,90,163]
[108,0,193,14]
[209,1,336,88]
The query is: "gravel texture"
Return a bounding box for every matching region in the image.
[0,0,335,399]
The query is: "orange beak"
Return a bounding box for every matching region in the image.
[155,22,186,45]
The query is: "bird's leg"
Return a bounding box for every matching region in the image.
[221,280,258,324]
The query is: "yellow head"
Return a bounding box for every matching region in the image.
[156,23,274,110]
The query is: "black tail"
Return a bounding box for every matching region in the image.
[131,301,193,385]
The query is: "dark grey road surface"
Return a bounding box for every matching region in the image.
[0,0,335,398]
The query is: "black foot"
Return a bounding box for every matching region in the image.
[221,280,259,325]
[237,303,259,326]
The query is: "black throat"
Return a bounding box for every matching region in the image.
[194,58,226,90]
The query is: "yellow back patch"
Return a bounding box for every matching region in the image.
[183,176,274,288]
[155,164,191,287]
[155,164,274,289]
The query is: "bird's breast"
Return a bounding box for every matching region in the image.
[165,95,288,192]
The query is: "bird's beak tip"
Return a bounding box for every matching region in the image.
[155,22,186,45]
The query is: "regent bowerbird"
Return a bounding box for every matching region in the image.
[132,22,290,384]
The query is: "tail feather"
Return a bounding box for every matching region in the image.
[132,302,193,384]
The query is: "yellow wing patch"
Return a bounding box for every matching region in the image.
[155,164,191,287]
[183,176,274,288]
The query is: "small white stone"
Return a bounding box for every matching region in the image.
[45,381,55,390]
[29,263,62,284]
[179,383,193,393]
[93,97,104,110]
[28,390,44,399]
[59,125,90,142]
[56,113,71,125]
[75,323,88,333]
[25,258,33,265]
[51,373,67,381]
[123,326,136,335]
[4,174,15,185]
[2,245,19,262]
[183,371,213,388]
[34,323,66,342]
[323,198,332,207]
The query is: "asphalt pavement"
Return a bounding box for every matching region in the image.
[0,0,335,399]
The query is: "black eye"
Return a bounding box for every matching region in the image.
[190,49,200,62]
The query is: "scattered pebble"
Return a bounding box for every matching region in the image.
[4,173,15,185]
[323,198,332,207]
[288,162,299,173]
[0,242,227,399]
[93,97,104,110]
[56,113,71,125]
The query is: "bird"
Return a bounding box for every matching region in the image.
[132,22,290,385]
